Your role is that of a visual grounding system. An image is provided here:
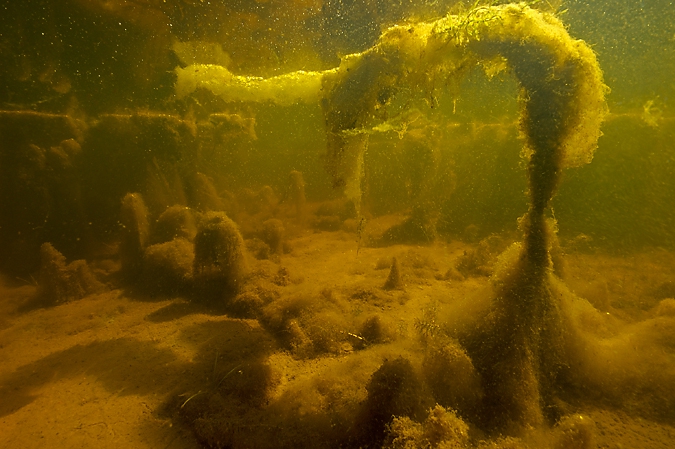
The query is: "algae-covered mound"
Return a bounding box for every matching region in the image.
[193,211,248,297]
[37,242,103,305]
[152,205,197,244]
[143,238,195,294]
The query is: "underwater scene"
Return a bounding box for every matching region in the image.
[1,0,674,448]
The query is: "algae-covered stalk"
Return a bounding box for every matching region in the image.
[289,170,307,222]
[319,5,608,433]
[457,7,606,433]
[119,192,150,279]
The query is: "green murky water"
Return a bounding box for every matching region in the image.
[1,2,674,448]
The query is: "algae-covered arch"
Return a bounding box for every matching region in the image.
[174,2,609,434]
[175,3,607,219]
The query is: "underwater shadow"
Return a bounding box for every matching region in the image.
[0,279,37,326]
[0,337,189,418]
[176,319,277,366]
[16,295,49,314]
[121,283,188,303]
[0,317,278,420]
[144,293,241,323]
[145,299,208,322]
[15,288,111,314]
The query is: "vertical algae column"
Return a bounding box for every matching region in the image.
[463,8,607,433]
[173,3,607,434]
